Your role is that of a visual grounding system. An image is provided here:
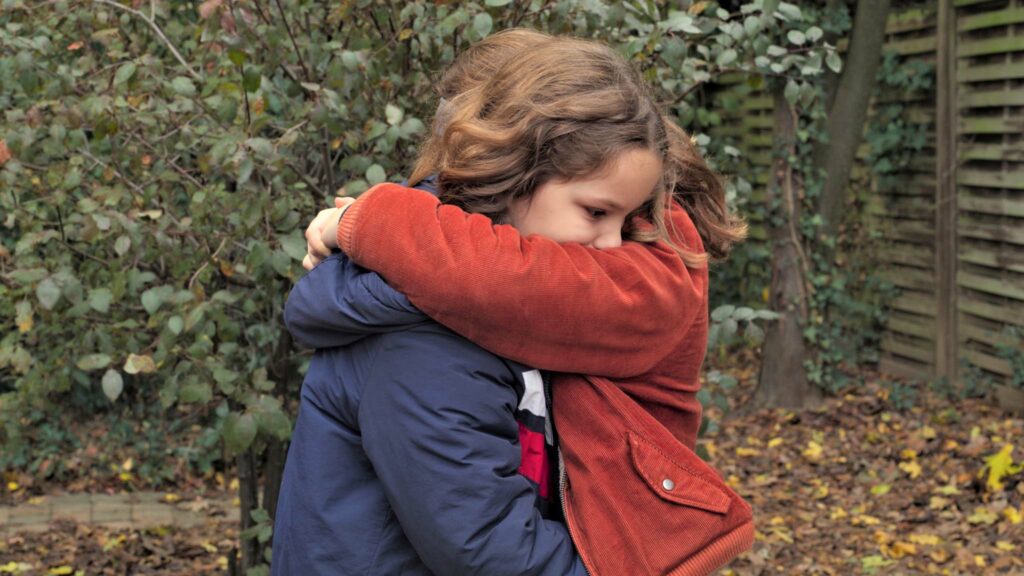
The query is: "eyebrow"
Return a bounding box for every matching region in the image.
[586,197,626,211]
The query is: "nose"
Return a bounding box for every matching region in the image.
[592,229,622,250]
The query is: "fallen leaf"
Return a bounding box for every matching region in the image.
[967,506,999,525]
[908,533,940,546]
[899,460,922,479]
[0,140,11,166]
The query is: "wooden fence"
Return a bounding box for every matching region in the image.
[713,1,1024,387]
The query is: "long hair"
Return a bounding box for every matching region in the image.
[414,34,745,265]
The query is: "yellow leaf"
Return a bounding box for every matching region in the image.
[995,541,1016,552]
[398,28,413,41]
[102,534,126,552]
[899,460,922,479]
[929,548,950,563]
[890,542,917,558]
[688,1,709,15]
[934,483,960,495]
[920,426,937,439]
[735,447,761,457]
[16,308,32,333]
[908,533,940,546]
[48,567,73,575]
[967,507,999,525]
[769,516,786,526]
[802,441,823,461]
[768,437,783,448]
[900,449,917,460]
[229,477,240,491]
[872,530,890,545]
[122,458,134,471]
[813,484,829,499]
[871,484,891,496]
[27,496,44,506]
[201,541,218,553]
[163,493,181,503]
[852,514,881,526]
[829,507,848,520]
[929,496,951,510]
[0,562,33,574]
[704,441,718,459]
[982,444,1022,492]
[6,481,19,492]
[1003,506,1022,524]
[118,471,132,482]
[974,555,986,568]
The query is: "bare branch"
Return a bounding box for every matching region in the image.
[93,0,201,81]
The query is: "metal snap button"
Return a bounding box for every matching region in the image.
[662,478,675,491]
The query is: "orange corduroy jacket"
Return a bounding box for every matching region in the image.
[336,183,754,575]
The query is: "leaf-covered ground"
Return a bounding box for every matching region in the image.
[708,366,1024,575]
[0,520,237,575]
[2,367,1022,575]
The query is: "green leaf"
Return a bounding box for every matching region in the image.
[243,69,261,92]
[366,164,386,185]
[224,412,258,455]
[76,353,112,371]
[89,287,112,313]
[228,48,247,67]
[775,2,803,22]
[114,235,131,256]
[385,104,404,127]
[247,137,274,158]
[473,12,493,38]
[114,62,137,86]
[168,315,184,335]
[178,380,212,404]
[141,286,165,315]
[171,76,197,97]
[102,369,124,402]
[784,79,800,104]
[36,278,61,310]
[733,307,755,321]
[280,232,307,261]
[716,49,738,67]
[710,305,735,322]
[826,51,843,73]
[787,30,806,46]
[485,0,512,5]
[806,26,823,42]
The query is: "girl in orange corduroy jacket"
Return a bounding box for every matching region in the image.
[307,35,754,575]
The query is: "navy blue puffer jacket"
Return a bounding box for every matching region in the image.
[272,254,586,575]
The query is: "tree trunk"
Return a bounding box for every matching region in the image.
[237,448,261,570]
[750,88,822,410]
[816,0,893,237]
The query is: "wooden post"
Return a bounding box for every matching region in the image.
[935,0,958,382]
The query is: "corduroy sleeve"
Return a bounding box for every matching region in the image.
[337,183,707,378]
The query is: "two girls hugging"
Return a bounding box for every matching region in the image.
[273,29,753,576]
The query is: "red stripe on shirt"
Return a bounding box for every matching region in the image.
[517,422,551,499]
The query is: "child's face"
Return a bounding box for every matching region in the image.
[508,148,662,249]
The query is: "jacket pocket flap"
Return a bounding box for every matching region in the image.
[628,432,731,515]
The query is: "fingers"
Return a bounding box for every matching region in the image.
[304,207,336,264]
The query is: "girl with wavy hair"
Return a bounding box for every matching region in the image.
[285,32,752,575]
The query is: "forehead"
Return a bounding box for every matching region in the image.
[572,149,663,208]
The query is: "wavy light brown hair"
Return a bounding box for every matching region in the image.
[413,34,745,265]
